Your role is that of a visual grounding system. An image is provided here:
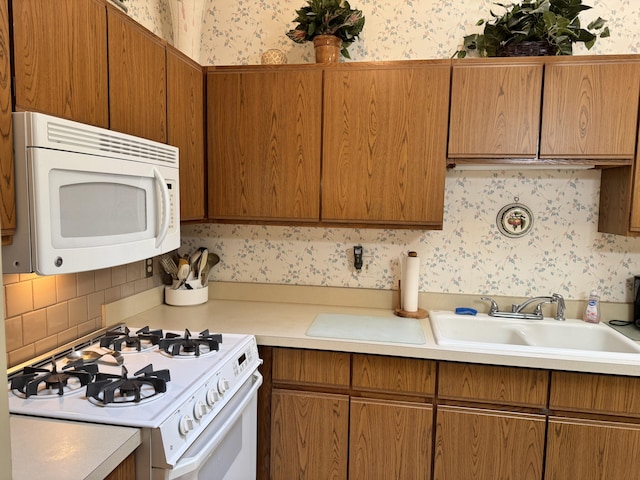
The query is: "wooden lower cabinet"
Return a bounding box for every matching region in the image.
[433,405,545,480]
[349,397,432,480]
[545,417,640,480]
[270,388,349,480]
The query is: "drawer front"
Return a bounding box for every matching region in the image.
[272,348,350,387]
[352,354,436,396]
[438,362,548,408]
[550,371,640,417]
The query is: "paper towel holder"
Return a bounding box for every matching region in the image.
[394,279,428,319]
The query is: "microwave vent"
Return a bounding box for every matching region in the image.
[46,121,178,166]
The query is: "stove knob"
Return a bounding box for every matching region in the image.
[206,388,220,407]
[217,378,230,395]
[194,401,207,420]
[179,415,195,436]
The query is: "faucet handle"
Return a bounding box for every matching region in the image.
[480,296,499,315]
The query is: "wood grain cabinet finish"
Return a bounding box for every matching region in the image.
[540,59,640,160]
[352,353,435,396]
[12,0,109,128]
[438,362,548,408]
[107,5,166,143]
[167,47,205,221]
[322,62,449,227]
[448,61,543,159]
[104,452,135,480]
[271,389,349,480]
[272,348,350,387]
[545,417,640,480]
[550,371,640,417]
[0,0,13,242]
[206,66,322,222]
[349,398,432,480]
[434,406,545,480]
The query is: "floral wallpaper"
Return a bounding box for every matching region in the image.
[125,0,640,304]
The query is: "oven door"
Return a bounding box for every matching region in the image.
[153,371,263,480]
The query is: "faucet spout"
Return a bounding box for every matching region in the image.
[512,293,566,321]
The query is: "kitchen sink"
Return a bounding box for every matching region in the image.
[429,310,640,357]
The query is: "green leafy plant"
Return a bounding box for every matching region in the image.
[456,0,610,58]
[286,0,365,59]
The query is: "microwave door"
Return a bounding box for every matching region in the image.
[28,148,175,275]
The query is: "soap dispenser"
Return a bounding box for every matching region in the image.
[583,290,601,324]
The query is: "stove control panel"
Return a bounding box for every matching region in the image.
[152,336,261,468]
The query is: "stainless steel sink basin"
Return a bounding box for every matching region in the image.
[429,310,640,357]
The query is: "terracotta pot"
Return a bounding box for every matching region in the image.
[313,35,342,63]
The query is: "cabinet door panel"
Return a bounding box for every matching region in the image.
[434,406,545,480]
[207,68,322,221]
[448,62,542,158]
[12,0,108,127]
[0,0,13,240]
[322,64,449,226]
[167,47,205,221]
[352,354,435,396]
[271,389,348,480]
[546,417,640,480]
[108,7,166,143]
[272,348,350,387]
[349,398,432,480]
[540,61,640,159]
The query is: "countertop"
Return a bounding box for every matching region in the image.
[10,415,140,480]
[111,284,640,377]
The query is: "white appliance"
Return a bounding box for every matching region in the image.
[3,112,180,275]
[7,326,263,480]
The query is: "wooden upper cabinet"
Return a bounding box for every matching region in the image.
[540,59,640,160]
[322,62,450,227]
[107,5,166,143]
[0,0,13,242]
[207,66,322,222]
[448,61,543,159]
[12,0,108,127]
[167,47,205,221]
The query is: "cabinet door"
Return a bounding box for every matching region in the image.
[448,61,543,159]
[434,406,545,480]
[349,398,432,480]
[322,63,449,227]
[107,6,166,143]
[540,60,640,159]
[0,0,14,241]
[546,417,640,480]
[207,67,322,221]
[167,47,205,221]
[271,389,349,480]
[12,0,108,127]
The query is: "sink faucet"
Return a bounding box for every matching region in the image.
[481,293,566,321]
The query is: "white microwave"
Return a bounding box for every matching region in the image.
[3,112,180,275]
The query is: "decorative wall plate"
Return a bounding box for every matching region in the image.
[496,199,533,238]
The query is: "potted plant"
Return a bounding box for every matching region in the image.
[455,0,609,58]
[286,0,365,61]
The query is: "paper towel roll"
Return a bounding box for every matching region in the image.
[402,251,420,312]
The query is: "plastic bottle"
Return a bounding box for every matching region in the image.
[583,290,601,324]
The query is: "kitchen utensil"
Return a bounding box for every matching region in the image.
[201,253,220,286]
[174,258,190,290]
[196,248,208,279]
[189,248,203,276]
[66,349,124,366]
[160,255,178,279]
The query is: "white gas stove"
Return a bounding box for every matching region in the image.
[7,325,263,480]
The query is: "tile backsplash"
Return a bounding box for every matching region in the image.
[3,259,164,367]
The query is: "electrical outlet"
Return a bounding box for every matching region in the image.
[145,258,153,278]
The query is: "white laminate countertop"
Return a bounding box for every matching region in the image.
[117,289,640,377]
[10,415,140,480]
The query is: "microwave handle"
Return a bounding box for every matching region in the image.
[153,167,171,248]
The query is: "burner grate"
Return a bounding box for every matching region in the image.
[158,329,222,357]
[86,364,171,406]
[10,359,98,398]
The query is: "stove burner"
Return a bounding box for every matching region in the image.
[86,364,170,406]
[100,326,162,353]
[158,329,222,357]
[10,359,97,398]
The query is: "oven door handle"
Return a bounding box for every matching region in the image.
[165,371,263,479]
